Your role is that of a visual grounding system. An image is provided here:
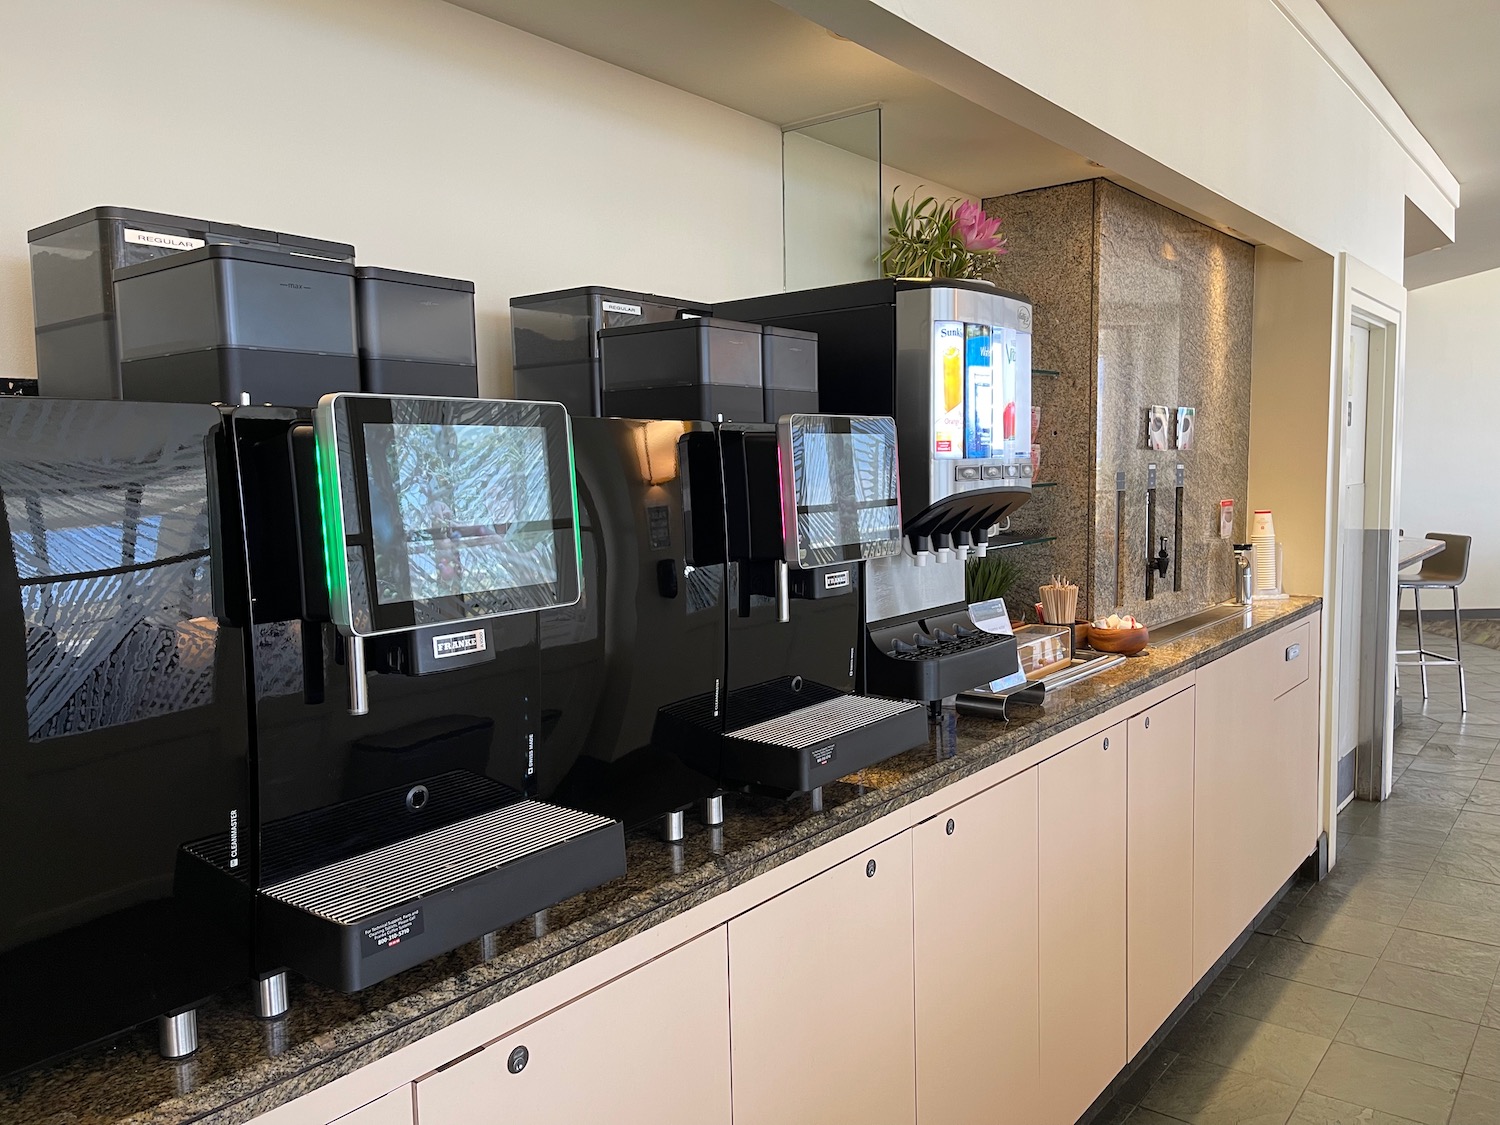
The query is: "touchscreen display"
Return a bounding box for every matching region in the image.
[316,395,580,637]
[781,414,902,568]
[364,423,557,605]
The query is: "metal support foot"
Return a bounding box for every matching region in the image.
[158,1009,199,1060]
[663,809,686,842]
[1454,586,1468,713]
[704,794,724,826]
[255,971,290,1020]
[809,786,824,813]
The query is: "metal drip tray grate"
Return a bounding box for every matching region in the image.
[263,801,616,925]
[729,695,923,750]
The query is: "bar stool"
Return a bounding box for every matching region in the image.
[1397,532,1470,712]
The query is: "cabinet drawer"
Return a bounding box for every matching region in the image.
[416,929,730,1125]
[1271,621,1311,699]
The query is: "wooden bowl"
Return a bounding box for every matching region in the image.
[1086,624,1149,655]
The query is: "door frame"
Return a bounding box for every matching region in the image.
[1325,254,1406,817]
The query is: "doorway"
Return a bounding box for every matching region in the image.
[1330,261,1405,809]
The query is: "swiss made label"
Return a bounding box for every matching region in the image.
[361,909,423,957]
[601,300,642,316]
[811,743,837,767]
[123,228,204,252]
[432,628,487,660]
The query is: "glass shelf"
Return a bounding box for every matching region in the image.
[1031,368,1061,378]
[986,534,1056,551]
[1032,481,1057,489]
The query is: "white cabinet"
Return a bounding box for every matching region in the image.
[913,769,1040,1125]
[330,1089,412,1125]
[415,928,731,1125]
[1127,687,1196,1057]
[1039,723,1128,1125]
[729,833,916,1125]
[1195,620,1320,977]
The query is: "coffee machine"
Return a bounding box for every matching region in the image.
[0,398,253,1075]
[655,413,927,805]
[716,280,1034,701]
[185,394,625,1001]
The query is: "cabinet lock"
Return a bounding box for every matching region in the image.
[866,859,877,878]
[945,818,955,836]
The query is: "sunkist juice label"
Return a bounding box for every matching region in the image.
[933,321,964,458]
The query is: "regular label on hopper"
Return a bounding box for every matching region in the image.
[123,228,204,252]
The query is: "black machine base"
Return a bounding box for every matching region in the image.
[242,801,622,993]
[658,679,927,793]
[866,605,1023,702]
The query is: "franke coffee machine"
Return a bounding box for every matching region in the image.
[191,395,625,1004]
[0,398,252,1076]
[654,413,927,809]
[717,280,1033,701]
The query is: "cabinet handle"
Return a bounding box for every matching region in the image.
[866,859,877,878]
[946,818,956,836]
[1144,716,1150,729]
[507,1045,529,1074]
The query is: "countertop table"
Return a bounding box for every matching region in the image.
[1399,536,1446,571]
[0,597,1322,1125]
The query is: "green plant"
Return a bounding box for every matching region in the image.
[966,551,1023,607]
[880,193,1007,280]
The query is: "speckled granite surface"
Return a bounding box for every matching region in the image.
[0,597,1319,1125]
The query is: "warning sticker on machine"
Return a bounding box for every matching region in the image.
[361,909,424,957]
[811,743,837,767]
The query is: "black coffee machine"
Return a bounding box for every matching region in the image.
[0,398,253,1076]
[653,413,927,815]
[187,394,626,1005]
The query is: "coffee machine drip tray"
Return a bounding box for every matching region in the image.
[254,801,624,992]
[658,680,927,795]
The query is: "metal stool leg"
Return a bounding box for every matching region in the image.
[1414,586,1428,699]
[1453,585,1468,713]
[1394,586,1403,694]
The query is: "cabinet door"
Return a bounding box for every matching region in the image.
[329,1089,412,1125]
[1039,723,1127,1125]
[914,769,1040,1125]
[1127,688,1196,1058]
[729,833,915,1125]
[1195,621,1320,978]
[415,928,731,1125]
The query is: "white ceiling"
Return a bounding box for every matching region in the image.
[1319,0,1500,288]
[448,0,1096,198]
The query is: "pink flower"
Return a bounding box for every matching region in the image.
[954,200,1006,253]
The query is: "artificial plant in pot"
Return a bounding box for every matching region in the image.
[965,551,1024,612]
[881,194,1007,280]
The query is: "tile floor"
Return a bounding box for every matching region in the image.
[1096,627,1500,1125]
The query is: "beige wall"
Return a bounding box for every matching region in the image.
[784,0,1451,283]
[1402,267,1500,608]
[0,0,785,395]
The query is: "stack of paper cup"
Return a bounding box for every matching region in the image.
[1250,509,1277,595]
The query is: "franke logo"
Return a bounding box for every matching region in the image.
[123,228,204,252]
[824,569,850,590]
[432,628,487,659]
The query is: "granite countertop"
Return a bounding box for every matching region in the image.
[1,596,1320,1125]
